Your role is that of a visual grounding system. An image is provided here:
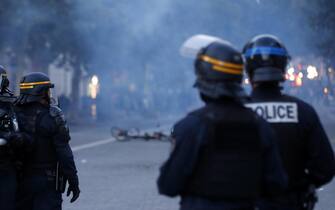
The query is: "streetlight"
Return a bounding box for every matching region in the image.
[307,65,318,80]
[324,87,329,95]
[89,75,99,99]
[287,67,296,81]
[88,75,100,120]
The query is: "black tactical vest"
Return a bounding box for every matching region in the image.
[16,104,57,169]
[247,93,307,190]
[184,103,263,200]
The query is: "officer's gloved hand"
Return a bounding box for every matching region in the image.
[67,178,80,203]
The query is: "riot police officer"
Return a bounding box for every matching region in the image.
[15,72,80,210]
[157,35,287,210]
[0,65,29,210]
[243,34,335,210]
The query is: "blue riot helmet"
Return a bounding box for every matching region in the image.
[242,34,290,83]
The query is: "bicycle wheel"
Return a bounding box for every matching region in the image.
[111,127,128,141]
[128,128,140,137]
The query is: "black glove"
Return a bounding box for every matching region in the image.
[67,178,80,203]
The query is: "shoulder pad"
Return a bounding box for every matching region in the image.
[50,105,63,117]
[188,106,207,117]
[49,105,66,126]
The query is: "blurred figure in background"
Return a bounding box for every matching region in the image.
[243,34,335,210]
[158,35,287,210]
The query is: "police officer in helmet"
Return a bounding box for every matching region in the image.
[0,65,30,210]
[15,72,80,210]
[243,34,335,210]
[158,35,287,210]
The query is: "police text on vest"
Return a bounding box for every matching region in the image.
[246,102,298,123]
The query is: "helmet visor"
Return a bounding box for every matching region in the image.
[180,34,229,58]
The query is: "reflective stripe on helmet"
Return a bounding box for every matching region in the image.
[20,85,34,89]
[20,81,51,86]
[199,55,243,75]
[244,47,288,58]
[200,55,243,69]
[20,81,52,89]
[212,65,243,75]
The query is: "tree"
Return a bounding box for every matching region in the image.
[0,0,90,116]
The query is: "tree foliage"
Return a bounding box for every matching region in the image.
[0,0,90,114]
[0,0,89,71]
[0,0,333,115]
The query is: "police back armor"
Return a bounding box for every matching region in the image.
[15,103,70,170]
[246,87,335,190]
[184,102,263,200]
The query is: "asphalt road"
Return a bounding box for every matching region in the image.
[64,120,178,210]
[63,112,335,210]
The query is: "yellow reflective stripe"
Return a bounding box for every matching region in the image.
[20,86,34,89]
[212,65,243,75]
[200,55,243,70]
[20,81,51,86]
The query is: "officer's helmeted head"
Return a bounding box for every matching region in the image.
[193,40,245,99]
[17,72,54,105]
[242,34,290,84]
[0,65,11,95]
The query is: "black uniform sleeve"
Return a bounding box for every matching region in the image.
[258,118,288,196]
[48,106,78,185]
[302,105,335,187]
[157,115,206,197]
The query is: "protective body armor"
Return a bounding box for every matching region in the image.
[184,102,263,200]
[15,103,57,169]
[246,87,309,191]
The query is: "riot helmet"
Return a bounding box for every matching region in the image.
[242,34,290,83]
[181,34,245,98]
[17,72,54,105]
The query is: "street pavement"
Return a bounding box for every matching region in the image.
[63,112,335,210]
[64,119,179,210]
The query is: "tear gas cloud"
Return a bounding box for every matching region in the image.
[8,0,330,121]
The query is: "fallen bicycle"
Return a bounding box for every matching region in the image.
[110,126,170,142]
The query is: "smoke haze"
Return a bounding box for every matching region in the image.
[4,0,327,120]
[70,0,316,119]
